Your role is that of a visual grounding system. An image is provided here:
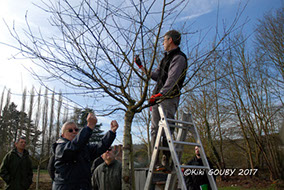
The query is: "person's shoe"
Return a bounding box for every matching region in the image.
[154,165,171,173]
[154,165,166,171]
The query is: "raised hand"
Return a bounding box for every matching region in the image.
[110,120,119,133]
[87,113,97,129]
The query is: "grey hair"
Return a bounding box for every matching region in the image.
[164,30,181,46]
[60,121,78,135]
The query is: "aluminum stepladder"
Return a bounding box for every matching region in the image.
[144,104,218,190]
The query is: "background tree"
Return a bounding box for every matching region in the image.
[47,90,55,156]
[0,103,20,153]
[133,107,152,162]
[35,87,49,190]
[179,7,284,182]
[0,87,5,119]
[26,86,35,145]
[0,101,40,155]
[19,88,27,137]
[55,91,63,139]
[0,85,75,189]
[32,87,41,157]
[254,7,284,82]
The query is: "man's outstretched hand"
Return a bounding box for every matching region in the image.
[87,113,97,130]
[110,120,119,133]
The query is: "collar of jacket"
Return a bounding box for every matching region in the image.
[164,47,180,56]
[103,159,117,167]
[56,137,70,144]
[12,148,29,157]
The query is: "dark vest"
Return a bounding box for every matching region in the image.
[153,47,187,97]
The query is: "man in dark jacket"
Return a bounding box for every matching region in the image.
[184,146,214,190]
[135,30,188,169]
[52,113,118,190]
[92,146,122,190]
[0,137,33,190]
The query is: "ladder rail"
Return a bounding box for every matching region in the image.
[158,106,187,190]
[165,112,190,190]
[143,119,164,190]
[192,120,218,190]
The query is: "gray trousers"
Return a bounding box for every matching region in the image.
[150,96,180,163]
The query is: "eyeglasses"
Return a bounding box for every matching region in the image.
[67,128,79,133]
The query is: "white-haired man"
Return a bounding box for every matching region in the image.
[52,113,118,190]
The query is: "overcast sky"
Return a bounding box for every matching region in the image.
[0,0,282,143]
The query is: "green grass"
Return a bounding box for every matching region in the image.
[32,169,48,174]
[219,187,242,190]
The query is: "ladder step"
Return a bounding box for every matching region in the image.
[181,165,210,170]
[166,118,194,126]
[159,146,183,152]
[152,170,177,174]
[173,141,200,146]
[169,124,190,130]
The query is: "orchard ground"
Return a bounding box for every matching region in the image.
[0,171,283,190]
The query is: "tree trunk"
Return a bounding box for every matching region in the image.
[48,91,55,155]
[19,88,27,137]
[27,87,34,145]
[122,110,135,190]
[56,92,63,139]
[36,161,41,190]
[33,88,41,157]
[0,87,5,117]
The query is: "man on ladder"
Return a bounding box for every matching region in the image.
[136,30,218,190]
[135,29,188,171]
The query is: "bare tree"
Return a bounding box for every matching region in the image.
[26,86,35,145]
[19,88,27,137]
[41,87,49,156]
[56,91,63,139]
[36,87,49,190]
[4,89,11,151]
[6,0,246,188]
[47,90,55,155]
[32,87,41,157]
[220,32,283,180]
[0,87,5,117]
[62,104,69,124]
[254,7,284,81]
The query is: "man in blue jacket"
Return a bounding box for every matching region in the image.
[52,113,118,190]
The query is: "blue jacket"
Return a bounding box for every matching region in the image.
[52,127,116,190]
